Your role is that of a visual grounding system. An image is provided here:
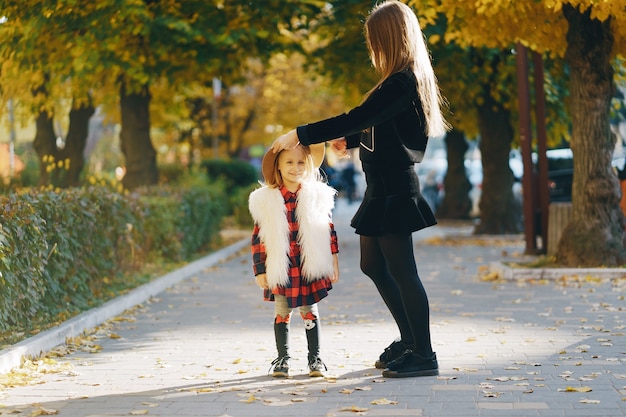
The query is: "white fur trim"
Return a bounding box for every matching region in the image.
[248,183,336,288]
[297,182,336,281]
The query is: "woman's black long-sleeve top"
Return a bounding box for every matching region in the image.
[296,69,437,236]
[296,69,428,167]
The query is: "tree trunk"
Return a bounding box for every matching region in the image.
[33,109,57,186]
[119,80,158,189]
[437,129,472,219]
[57,100,95,188]
[474,91,522,234]
[558,5,626,266]
[227,107,256,159]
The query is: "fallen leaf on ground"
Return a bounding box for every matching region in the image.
[370,398,397,405]
[240,394,258,403]
[559,386,592,392]
[31,406,58,416]
[483,391,504,398]
[579,398,600,404]
[338,405,369,412]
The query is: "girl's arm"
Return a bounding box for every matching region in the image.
[251,223,267,276]
[330,223,339,283]
[331,253,339,283]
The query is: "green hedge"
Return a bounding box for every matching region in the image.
[0,182,228,332]
[202,159,259,189]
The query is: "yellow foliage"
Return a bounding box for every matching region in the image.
[411,0,626,56]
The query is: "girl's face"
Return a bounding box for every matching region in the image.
[277,147,308,189]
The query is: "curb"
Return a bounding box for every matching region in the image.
[0,238,249,375]
[490,261,626,280]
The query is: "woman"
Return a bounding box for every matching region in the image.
[271,0,448,377]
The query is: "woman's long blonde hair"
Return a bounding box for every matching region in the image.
[365,0,449,137]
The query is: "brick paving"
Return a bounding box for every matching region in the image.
[1,200,625,417]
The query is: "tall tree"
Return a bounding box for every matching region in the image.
[0,6,97,188]
[412,0,626,266]
[559,5,623,264]
[0,0,330,189]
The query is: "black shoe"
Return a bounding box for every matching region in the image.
[308,356,327,377]
[269,356,290,378]
[374,339,407,369]
[382,350,439,378]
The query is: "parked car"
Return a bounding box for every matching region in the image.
[532,148,574,202]
[532,147,625,203]
[416,151,521,216]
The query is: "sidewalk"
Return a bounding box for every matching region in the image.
[1,199,625,417]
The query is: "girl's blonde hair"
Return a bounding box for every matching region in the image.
[364,0,449,137]
[266,145,321,188]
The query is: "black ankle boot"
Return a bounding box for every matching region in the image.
[375,338,410,369]
[382,350,438,378]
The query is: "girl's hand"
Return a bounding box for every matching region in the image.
[271,129,299,153]
[329,138,349,159]
[331,254,340,283]
[255,273,269,289]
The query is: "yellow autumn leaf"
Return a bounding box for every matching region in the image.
[370,398,398,405]
[560,386,592,392]
[31,406,59,416]
[480,271,500,281]
[241,394,257,403]
[338,405,369,412]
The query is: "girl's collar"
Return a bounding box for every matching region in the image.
[279,184,301,197]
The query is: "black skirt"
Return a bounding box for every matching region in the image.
[351,163,437,236]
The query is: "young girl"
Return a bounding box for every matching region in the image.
[248,143,339,378]
[271,0,449,378]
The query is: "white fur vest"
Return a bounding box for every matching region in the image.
[248,181,337,288]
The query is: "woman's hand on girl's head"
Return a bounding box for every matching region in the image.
[255,273,269,289]
[271,129,299,153]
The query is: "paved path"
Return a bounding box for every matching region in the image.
[1,200,625,417]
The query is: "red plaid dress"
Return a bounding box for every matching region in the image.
[252,186,338,308]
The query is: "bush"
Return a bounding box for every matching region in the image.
[201,159,259,189]
[0,195,49,327]
[0,181,229,333]
[230,183,257,228]
[158,163,189,185]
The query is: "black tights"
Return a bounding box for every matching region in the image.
[360,233,433,354]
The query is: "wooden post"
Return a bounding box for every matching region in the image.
[547,203,572,256]
[533,52,550,254]
[516,43,538,254]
